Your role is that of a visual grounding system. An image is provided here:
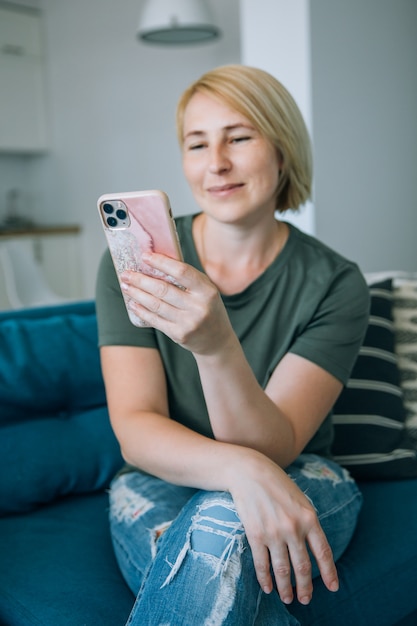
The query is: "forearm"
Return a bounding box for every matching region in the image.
[112,409,255,491]
[193,336,296,467]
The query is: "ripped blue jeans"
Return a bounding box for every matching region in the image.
[109,454,362,626]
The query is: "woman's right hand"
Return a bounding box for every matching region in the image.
[120,251,236,356]
[228,450,339,606]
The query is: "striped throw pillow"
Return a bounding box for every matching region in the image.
[331,279,417,480]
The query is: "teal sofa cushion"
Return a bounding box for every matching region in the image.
[0,492,134,625]
[0,406,123,515]
[0,302,107,425]
[0,302,123,515]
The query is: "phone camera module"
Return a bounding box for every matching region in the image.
[101,199,130,229]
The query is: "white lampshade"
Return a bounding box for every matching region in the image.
[138,0,221,45]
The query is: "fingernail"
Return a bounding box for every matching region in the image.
[329,581,339,592]
[142,252,152,261]
[300,596,311,605]
[120,282,129,292]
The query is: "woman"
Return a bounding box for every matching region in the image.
[96,65,369,625]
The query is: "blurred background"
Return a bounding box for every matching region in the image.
[0,0,416,306]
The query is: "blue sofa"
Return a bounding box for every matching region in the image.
[0,300,416,626]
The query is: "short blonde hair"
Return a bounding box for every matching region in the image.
[176,64,312,212]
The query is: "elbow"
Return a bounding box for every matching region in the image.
[118,441,139,468]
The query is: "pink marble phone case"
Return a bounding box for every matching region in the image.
[98,190,183,326]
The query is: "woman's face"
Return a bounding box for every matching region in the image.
[181,92,281,226]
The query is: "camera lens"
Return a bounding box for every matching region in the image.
[103,203,114,214]
[116,209,127,220]
[106,217,118,227]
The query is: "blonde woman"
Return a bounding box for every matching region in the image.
[96,65,369,625]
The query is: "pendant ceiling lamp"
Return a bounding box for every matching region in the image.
[138,0,221,45]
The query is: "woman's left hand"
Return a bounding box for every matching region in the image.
[120,252,235,355]
[228,449,339,605]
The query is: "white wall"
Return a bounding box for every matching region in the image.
[24,0,241,296]
[240,0,315,235]
[310,0,417,272]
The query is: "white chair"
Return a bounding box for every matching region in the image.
[0,239,70,309]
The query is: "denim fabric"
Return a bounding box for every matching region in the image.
[109,454,362,626]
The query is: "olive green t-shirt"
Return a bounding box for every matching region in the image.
[96,215,370,458]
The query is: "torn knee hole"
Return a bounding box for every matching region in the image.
[161,497,245,590]
[190,500,245,559]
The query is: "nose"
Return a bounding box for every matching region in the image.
[208,143,231,175]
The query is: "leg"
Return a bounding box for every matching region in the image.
[127,490,299,626]
[109,470,197,595]
[111,455,361,626]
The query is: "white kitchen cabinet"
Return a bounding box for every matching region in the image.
[0,4,48,153]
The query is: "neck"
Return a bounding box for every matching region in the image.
[193,213,288,294]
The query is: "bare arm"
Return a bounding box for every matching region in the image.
[194,347,342,467]
[120,252,343,467]
[100,344,241,490]
[101,343,339,603]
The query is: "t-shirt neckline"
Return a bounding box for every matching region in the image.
[179,213,297,302]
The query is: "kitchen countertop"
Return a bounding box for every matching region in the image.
[0,224,81,238]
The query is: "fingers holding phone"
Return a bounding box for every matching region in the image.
[120,254,234,355]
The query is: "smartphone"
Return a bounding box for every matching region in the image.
[97,189,183,327]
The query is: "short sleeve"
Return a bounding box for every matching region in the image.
[95,250,157,349]
[289,265,370,385]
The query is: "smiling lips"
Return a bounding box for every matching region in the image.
[207,183,244,194]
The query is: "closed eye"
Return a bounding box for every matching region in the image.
[230,136,251,144]
[187,142,206,150]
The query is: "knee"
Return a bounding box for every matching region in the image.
[190,492,245,560]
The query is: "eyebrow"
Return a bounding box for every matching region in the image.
[183,123,255,140]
